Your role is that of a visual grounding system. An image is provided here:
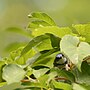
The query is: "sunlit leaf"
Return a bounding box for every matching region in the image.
[52,80,72,90]
[21,34,49,56]
[73,24,90,43]
[30,34,60,52]
[33,68,49,78]
[32,56,54,68]
[16,49,37,65]
[37,74,49,88]
[2,64,26,84]
[26,52,41,66]
[0,82,7,87]
[28,12,56,26]
[0,82,24,90]
[60,35,90,70]
[32,26,72,38]
[10,47,24,60]
[32,49,59,68]
[22,76,48,89]
[28,20,51,29]
[73,83,87,90]
[36,38,53,51]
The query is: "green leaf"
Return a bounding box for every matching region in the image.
[72,62,90,85]
[15,49,37,65]
[33,68,49,78]
[56,68,75,82]
[52,80,72,90]
[81,61,90,75]
[37,74,49,88]
[0,61,5,82]
[32,26,72,38]
[26,52,41,66]
[2,64,26,84]
[26,66,33,76]
[32,56,54,68]
[27,48,59,68]
[21,34,49,56]
[72,24,90,43]
[33,33,60,51]
[36,38,53,51]
[9,46,37,65]
[28,20,51,29]
[38,48,59,60]
[0,82,7,87]
[48,68,58,82]
[32,49,59,68]
[28,12,56,26]
[73,83,87,90]
[60,35,90,70]
[0,82,24,90]
[10,47,24,60]
[48,33,61,49]
[22,75,48,89]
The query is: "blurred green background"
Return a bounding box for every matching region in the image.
[0,0,90,57]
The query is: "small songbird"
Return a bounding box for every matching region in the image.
[54,53,70,70]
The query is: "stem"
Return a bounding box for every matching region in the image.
[55,77,67,81]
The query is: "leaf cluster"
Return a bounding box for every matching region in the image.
[0,12,90,90]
